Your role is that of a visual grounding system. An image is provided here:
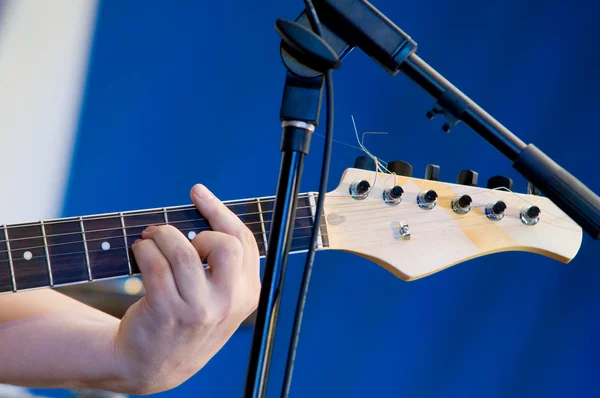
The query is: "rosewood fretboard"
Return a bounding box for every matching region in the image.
[0,193,328,294]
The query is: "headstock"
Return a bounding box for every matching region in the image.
[322,167,583,281]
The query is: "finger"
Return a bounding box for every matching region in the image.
[141,225,209,304]
[190,184,250,243]
[191,230,243,292]
[131,238,179,307]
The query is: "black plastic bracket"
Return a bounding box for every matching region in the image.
[426,88,470,133]
[280,73,324,124]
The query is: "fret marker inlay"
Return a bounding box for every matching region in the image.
[23,251,33,261]
[101,242,111,251]
[188,231,197,240]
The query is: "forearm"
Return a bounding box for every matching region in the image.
[0,291,129,393]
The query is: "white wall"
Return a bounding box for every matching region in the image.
[0,0,98,225]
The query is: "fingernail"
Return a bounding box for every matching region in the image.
[193,184,214,201]
[133,238,142,244]
[142,225,156,236]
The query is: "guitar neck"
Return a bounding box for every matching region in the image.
[0,193,328,294]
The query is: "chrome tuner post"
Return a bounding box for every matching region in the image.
[520,205,541,225]
[486,201,507,221]
[349,180,371,200]
[417,190,438,210]
[383,185,404,205]
[452,194,473,214]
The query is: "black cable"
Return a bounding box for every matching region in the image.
[281,1,333,396]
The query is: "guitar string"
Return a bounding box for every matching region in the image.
[0,216,321,253]
[0,193,512,245]
[0,203,577,263]
[0,224,319,264]
[0,116,559,251]
[0,184,568,246]
[1,122,571,279]
[0,190,575,253]
[0,212,575,269]
[0,195,571,253]
[0,164,556,231]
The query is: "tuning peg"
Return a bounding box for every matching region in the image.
[527,181,542,196]
[387,160,412,177]
[354,156,376,171]
[486,200,507,221]
[425,164,440,181]
[457,170,478,186]
[349,180,371,200]
[487,175,513,191]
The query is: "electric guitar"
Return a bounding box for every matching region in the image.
[0,168,582,295]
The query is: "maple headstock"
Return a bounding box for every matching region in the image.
[322,168,583,281]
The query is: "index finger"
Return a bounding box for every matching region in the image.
[190,184,249,241]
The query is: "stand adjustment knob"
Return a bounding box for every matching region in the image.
[487,176,513,191]
[387,160,412,177]
[457,170,479,186]
[354,156,376,171]
[425,164,440,181]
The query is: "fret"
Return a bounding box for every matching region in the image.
[163,208,169,224]
[45,218,90,285]
[79,217,92,280]
[39,221,54,286]
[262,195,314,252]
[7,223,50,290]
[83,215,131,279]
[308,193,323,250]
[119,213,132,275]
[122,210,169,274]
[227,200,264,254]
[256,198,268,256]
[0,226,16,293]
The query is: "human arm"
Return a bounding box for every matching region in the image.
[0,184,261,394]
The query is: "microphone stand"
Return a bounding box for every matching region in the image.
[243,12,345,393]
[245,0,600,397]
[242,73,322,398]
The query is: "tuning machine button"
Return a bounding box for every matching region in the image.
[383,185,404,205]
[520,205,541,225]
[417,190,438,210]
[425,164,440,181]
[487,176,513,191]
[387,160,413,177]
[349,180,371,200]
[452,194,472,214]
[354,156,376,171]
[485,201,507,221]
[457,170,478,186]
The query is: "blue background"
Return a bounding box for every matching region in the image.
[40,0,600,396]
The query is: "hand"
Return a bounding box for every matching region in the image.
[113,184,261,394]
